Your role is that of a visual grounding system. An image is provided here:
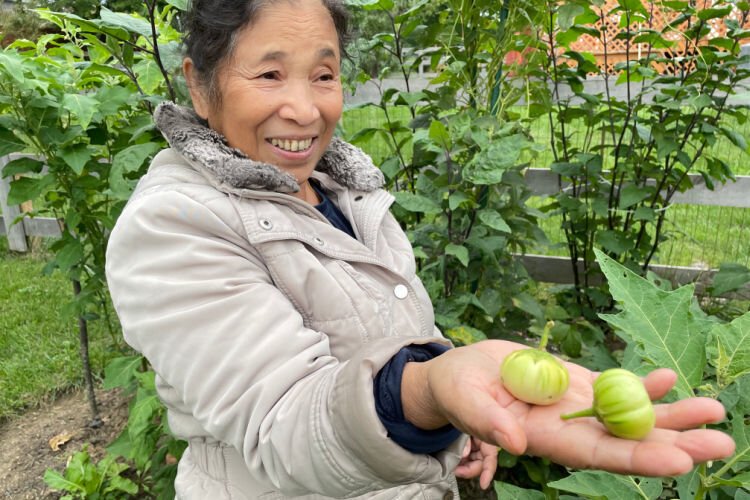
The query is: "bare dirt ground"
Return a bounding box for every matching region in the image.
[0,387,131,500]
[0,386,496,500]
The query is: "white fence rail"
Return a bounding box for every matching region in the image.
[2,153,749,295]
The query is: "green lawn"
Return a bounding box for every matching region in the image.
[0,239,123,419]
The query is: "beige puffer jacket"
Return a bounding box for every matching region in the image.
[105,103,466,499]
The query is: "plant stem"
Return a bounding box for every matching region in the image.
[73,280,101,427]
[539,320,554,350]
[560,408,596,420]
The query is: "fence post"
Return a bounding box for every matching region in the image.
[0,155,29,252]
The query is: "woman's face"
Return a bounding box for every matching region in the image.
[185,0,343,198]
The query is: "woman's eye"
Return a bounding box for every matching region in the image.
[318,73,334,82]
[260,71,278,80]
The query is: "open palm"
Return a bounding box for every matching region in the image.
[427,339,735,481]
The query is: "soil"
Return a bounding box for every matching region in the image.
[0,387,131,500]
[0,387,496,500]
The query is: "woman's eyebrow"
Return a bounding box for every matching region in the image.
[259,47,337,63]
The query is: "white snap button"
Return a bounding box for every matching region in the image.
[313,236,325,246]
[394,284,408,299]
[259,219,273,230]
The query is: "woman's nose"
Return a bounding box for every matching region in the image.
[278,81,321,125]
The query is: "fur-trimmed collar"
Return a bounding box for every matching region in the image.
[153,102,384,194]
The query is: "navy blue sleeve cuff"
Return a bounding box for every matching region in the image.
[374,343,462,454]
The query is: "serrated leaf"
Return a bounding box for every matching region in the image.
[128,391,162,440]
[60,143,92,175]
[103,355,142,390]
[106,475,139,494]
[134,59,163,94]
[108,142,160,199]
[548,471,662,499]
[494,481,545,499]
[62,93,98,130]
[43,469,85,492]
[595,248,709,397]
[445,243,469,267]
[596,230,634,254]
[707,312,750,385]
[676,467,701,499]
[392,191,441,213]
[731,414,750,464]
[711,263,750,296]
[478,210,511,233]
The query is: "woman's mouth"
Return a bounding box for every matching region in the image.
[268,137,314,153]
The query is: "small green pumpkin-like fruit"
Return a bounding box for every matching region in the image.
[561,368,655,440]
[500,321,570,406]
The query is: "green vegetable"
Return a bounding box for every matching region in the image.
[561,368,655,440]
[501,321,570,405]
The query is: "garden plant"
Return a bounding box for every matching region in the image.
[0,0,748,498]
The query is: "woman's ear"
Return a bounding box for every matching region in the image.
[183,58,210,120]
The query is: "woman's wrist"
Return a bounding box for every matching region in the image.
[401,359,450,430]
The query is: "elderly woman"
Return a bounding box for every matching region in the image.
[104,0,735,498]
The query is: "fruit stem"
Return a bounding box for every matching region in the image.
[538,320,554,351]
[560,407,597,420]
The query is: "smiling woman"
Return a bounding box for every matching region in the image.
[183,0,344,205]
[103,0,736,499]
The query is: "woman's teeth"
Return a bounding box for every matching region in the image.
[270,138,313,152]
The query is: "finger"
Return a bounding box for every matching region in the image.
[462,439,472,458]
[643,368,677,401]
[654,397,727,430]
[587,427,736,476]
[454,459,483,480]
[644,428,736,464]
[453,390,527,455]
[479,445,498,490]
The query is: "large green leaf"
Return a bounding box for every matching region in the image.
[60,143,92,175]
[103,355,142,390]
[108,142,161,199]
[494,481,545,499]
[0,127,27,157]
[707,312,750,385]
[596,248,710,397]
[711,263,750,296]
[445,243,469,267]
[731,414,750,464]
[675,467,701,499]
[6,174,56,205]
[392,191,441,213]
[478,209,511,233]
[62,93,98,130]
[43,469,85,493]
[548,471,662,499]
[99,7,153,38]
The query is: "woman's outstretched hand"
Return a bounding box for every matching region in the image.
[401,339,735,485]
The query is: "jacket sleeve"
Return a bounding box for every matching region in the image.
[105,187,464,497]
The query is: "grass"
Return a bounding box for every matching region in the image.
[341,104,750,269]
[0,239,124,420]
